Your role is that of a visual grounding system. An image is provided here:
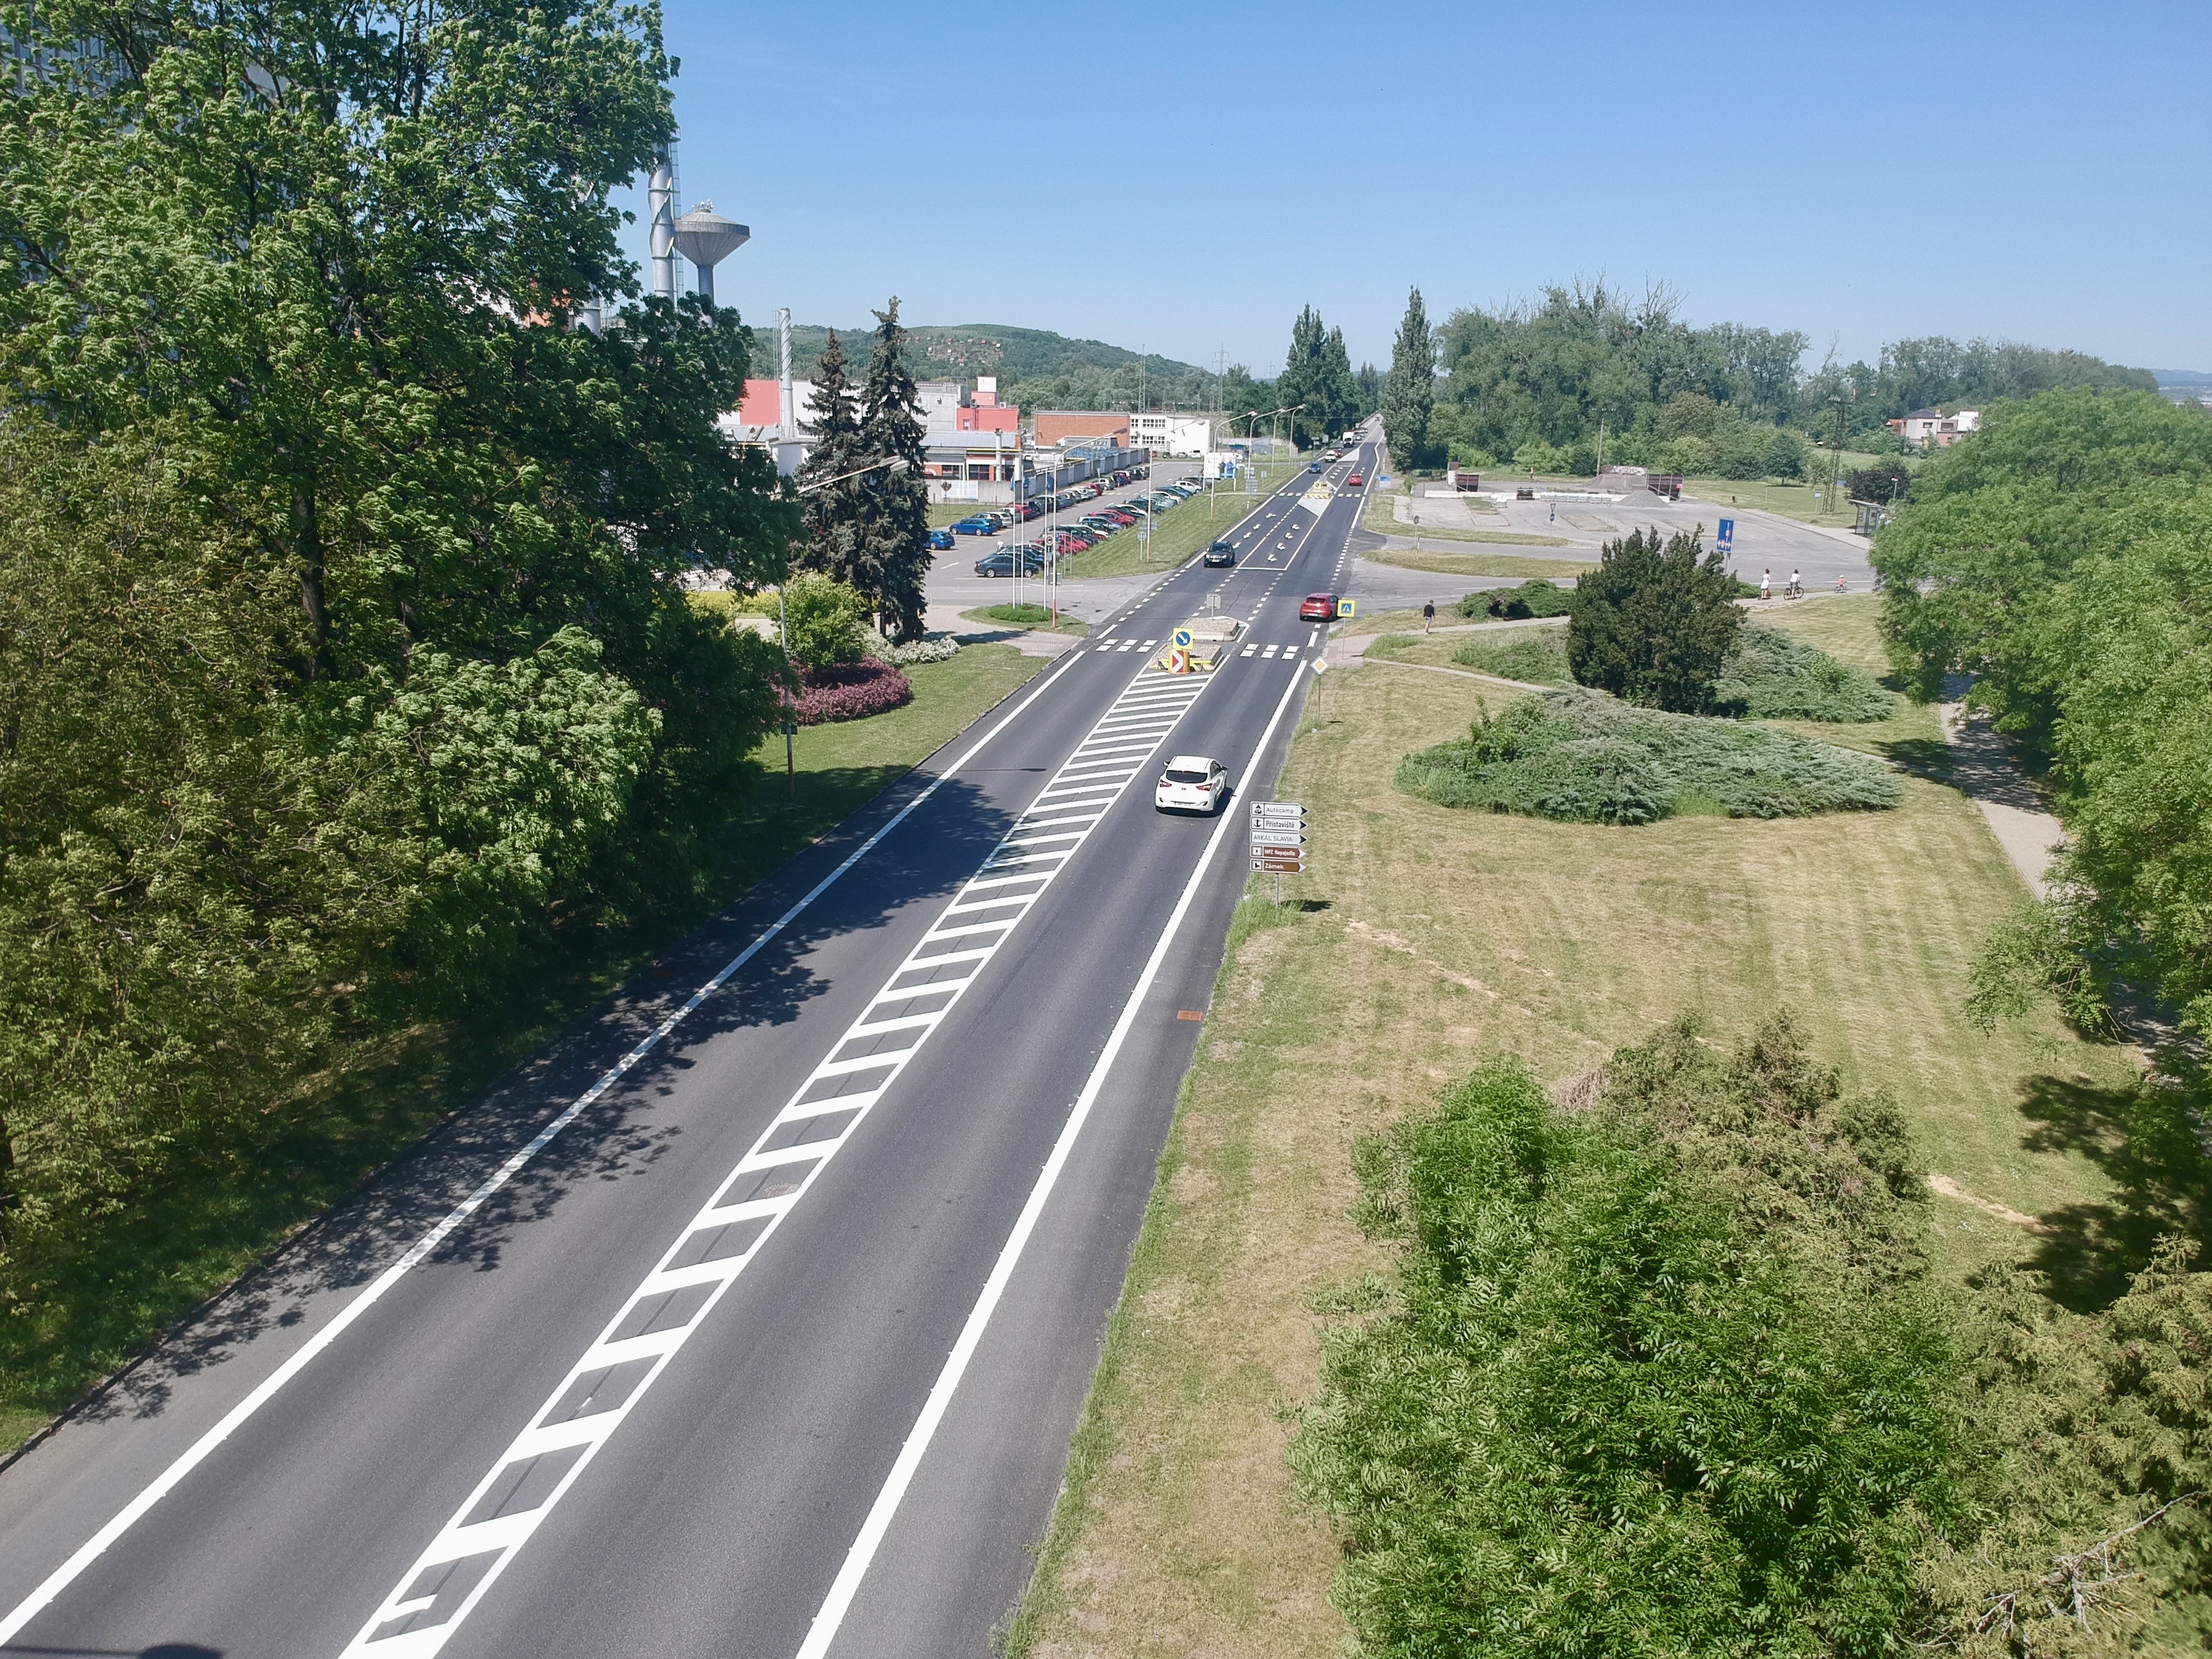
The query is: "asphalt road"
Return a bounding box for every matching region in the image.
[0,427,1384,1659]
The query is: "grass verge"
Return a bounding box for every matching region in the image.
[1059,490,1266,580]
[1006,605,2139,1658]
[960,603,1089,636]
[0,645,1044,1454]
[1363,546,1595,579]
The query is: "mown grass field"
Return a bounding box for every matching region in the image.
[1007,602,2137,1659]
[0,645,1042,1454]
[1684,451,1901,528]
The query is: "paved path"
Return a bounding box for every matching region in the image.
[1937,677,2063,899]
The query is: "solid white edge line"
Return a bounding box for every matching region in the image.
[791,656,1313,1659]
[0,645,1094,1650]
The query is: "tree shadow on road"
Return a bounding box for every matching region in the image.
[11,769,1017,1436]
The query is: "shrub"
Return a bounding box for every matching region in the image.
[793,658,911,724]
[1711,625,1893,722]
[781,572,869,670]
[1450,627,1573,685]
[862,623,959,666]
[1395,688,1902,822]
[1568,526,1742,711]
[1457,578,1575,620]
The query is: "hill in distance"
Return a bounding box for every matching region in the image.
[750,320,1201,390]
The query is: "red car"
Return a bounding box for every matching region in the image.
[1346,472,1364,487]
[1298,593,1339,621]
[1101,508,1137,526]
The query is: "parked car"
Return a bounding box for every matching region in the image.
[927,528,955,550]
[1101,508,1137,525]
[953,516,995,534]
[1298,592,1340,620]
[1155,754,1231,816]
[977,548,1044,579]
[1203,541,1236,567]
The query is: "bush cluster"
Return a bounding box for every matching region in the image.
[1395,688,1902,823]
[1711,625,1894,722]
[1457,578,1576,620]
[793,659,912,724]
[862,624,960,666]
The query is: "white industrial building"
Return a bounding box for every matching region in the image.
[1126,412,1215,457]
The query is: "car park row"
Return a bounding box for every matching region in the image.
[966,468,1228,576]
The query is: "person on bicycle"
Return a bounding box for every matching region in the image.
[1789,568,1802,598]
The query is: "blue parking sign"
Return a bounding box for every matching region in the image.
[1717,517,1735,549]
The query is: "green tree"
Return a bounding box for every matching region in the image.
[1567,526,1743,711]
[857,299,932,640]
[1291,1029,1960,1658]
[1380,287,1435,472]
[1277,306,1357,448]
[0,0,793,1382]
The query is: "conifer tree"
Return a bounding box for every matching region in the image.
[858,299,932,639]
[1275,306,1329,448]
[1381,287,1436,470]
[794,330,868,590]
[1566,526,1743,711]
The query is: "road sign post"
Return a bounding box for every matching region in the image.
[1717,517,1734,554]
[1250,802,1308,905]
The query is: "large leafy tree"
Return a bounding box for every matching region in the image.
[0,0,793,1367]
[1380,287,1435,471]
[1878,390,2212,1045]
[1567,526,1743,711]
[1276,305,1358,448]
[858,299,932,639]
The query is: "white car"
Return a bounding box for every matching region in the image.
[1155,754,1230,815]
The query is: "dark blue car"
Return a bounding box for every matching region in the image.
[953,516,995,534]
[927,529,955,550]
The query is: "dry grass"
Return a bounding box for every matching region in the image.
[1010,602,2138,1658]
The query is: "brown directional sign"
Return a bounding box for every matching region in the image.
[1253,857,1305,872]
[1251,844,1306,860]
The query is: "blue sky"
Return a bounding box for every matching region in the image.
[629,0,2210,379]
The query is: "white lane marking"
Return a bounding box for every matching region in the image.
[0,642,1098,1653]
[337,669,1217,1658]
[1240,645,1256,657]
[793,647,1314,1659]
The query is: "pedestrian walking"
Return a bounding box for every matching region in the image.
[1422,599,1435,633]
[1760,568,1772,600]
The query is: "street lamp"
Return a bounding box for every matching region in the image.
[770,456,911,793]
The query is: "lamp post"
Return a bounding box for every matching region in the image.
[777,456,910,793]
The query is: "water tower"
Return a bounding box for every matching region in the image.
[670,201,750,305]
